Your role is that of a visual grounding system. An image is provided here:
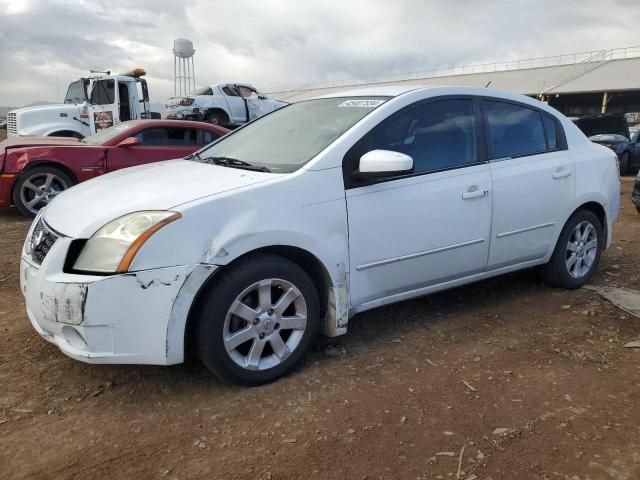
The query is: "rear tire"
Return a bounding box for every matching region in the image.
[205,110,229,127]
[194,253,320,386]
[13,166,75,217]
[540,210,603,289]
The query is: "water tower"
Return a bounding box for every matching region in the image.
[173,38,196,96]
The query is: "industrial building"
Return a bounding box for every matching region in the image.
[268,46,640,121]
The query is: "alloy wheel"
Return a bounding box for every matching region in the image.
[223,278,307,371]
[19,172,69,215]
[565,220,598,278]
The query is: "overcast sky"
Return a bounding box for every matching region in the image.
[1,0,639,106]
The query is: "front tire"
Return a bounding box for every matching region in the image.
[194,254,320,386]
[540,210,603,289]
[13,166,75,217]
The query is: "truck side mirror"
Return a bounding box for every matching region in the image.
[117,137,140,147]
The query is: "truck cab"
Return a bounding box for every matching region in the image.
[7,69,152,139]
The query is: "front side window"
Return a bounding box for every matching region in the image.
[484,101,547,159]
[345,99,478,177]
[193,97,388,173]
[134,127,197,146]
[90,79,115,105]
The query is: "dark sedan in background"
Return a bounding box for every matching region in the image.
[589,131,640,174]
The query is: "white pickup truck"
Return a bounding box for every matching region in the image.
[165,83,286,127]
[7,69,156,139]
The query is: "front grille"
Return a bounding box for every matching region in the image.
[7,112,16,136]
[30,218,59,265]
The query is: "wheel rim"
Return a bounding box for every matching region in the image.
[19,172,68,214]
[223,278,307,371]
[565,220,598,279]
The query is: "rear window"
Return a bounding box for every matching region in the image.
[484,101,547,159]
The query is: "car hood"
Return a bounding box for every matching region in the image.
[12,103,81,117]
[1,136,81,150]
[44,159,277,238]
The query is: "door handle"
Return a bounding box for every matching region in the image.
[552,168,572,179]
[462,188,489,200]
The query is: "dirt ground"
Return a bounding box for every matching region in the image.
[1,176,639,480]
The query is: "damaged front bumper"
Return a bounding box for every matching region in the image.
[20,235,213,365]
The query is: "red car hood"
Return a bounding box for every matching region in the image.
[0,136,82,150]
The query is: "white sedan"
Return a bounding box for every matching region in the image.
[20,86,620,385]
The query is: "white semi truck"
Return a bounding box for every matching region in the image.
[6,69,157,139]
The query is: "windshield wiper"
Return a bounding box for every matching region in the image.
[201,156,271,173]
[184,151,202,160]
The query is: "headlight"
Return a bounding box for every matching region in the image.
[73,211,181,273]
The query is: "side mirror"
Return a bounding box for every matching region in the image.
[116,137,140,148]
[354,149,413,180]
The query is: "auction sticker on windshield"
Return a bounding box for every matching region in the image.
[338,99,386,108]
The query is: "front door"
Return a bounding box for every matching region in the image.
[483,99,576,268]
[106,126,199,172]
[88,78,119,135]
[345,98,493,306]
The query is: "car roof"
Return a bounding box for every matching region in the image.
[314,84,532,102]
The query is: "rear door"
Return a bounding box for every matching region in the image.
[484,99,575,269]
[106,126,199,172]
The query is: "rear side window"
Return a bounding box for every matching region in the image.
[346,99,478,177]
[484,101,546,159]
[542,114,559,150]
[135,127,198,146]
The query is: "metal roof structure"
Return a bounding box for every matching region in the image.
[267,47,640,102]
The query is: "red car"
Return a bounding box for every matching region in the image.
[0,120,228,216]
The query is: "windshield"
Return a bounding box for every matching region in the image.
[589,134,628,142]
[193,97,388,173]
[83,122,137,145]
[64,80,86,104]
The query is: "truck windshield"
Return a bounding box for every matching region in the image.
[193,97,389,173]
[83,122,137,145]
[64,80,86,104]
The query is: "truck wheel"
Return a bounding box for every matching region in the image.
[619,152,630,176]
[194,253,320,386]
[13,166,75,217]
[539,209,602,289]
[205,111,229,127]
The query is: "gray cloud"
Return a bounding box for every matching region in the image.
[0,0,638,106]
